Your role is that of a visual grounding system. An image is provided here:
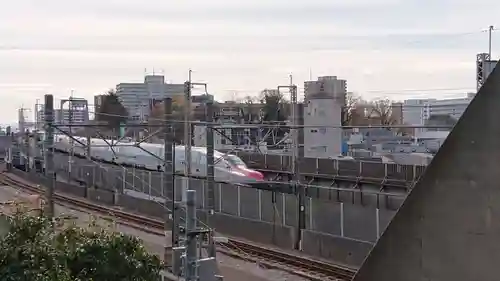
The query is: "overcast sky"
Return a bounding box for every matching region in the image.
[0,0,498,124]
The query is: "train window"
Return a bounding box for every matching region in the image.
[224,154,246,167]
[199,154,206,165]
[193,152,202,165]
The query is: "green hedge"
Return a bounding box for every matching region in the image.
[0,211,162,281]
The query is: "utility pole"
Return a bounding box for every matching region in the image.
[44,94,55,218]
[489,25,494,59]
[18,108,25,136]
[86,134,91,159]
[278,76,302,250]
[184,189,199,281]
[18,108,26,169]
[24,129,29,172]
[163,97,181,275]
[34,99,41,131]
[205,100,216,257]
[68,95,74,181]
[181,71,212,280]
[183,70,209,189]
[184,71,192,191]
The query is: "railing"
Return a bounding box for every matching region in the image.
[235,152,427,183]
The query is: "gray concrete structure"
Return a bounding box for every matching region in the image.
[354,65,500,280]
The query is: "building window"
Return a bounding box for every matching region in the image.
[319,128,326,134]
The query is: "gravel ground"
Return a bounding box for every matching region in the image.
[0,184,308,281]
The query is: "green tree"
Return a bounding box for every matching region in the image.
[260,89,287,122]
[0,211,162,281]
[259,89,289,148]
[96,89,128,130]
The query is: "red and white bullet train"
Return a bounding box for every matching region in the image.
[53,135,264,184]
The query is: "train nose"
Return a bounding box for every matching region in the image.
[235,165,264,181]
[246,170,264,181]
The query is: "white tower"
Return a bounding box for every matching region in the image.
[303,76,346,159]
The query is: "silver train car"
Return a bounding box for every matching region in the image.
[53,135,264,184]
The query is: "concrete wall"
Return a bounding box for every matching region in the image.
[63,160,399,244]
[301,230,373,267]
[18,154,405,267]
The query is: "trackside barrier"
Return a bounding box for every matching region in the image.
[235,152,426,183]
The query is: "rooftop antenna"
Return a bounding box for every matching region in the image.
[309,68,313,80]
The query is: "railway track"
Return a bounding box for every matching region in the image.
[0,171,357,281]
[220,239,355,280]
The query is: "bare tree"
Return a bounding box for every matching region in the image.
[241,95,260,122]
[367,98,396,125]
[243,95,257,104]
[343,92,361,125]
[147,99,186,143]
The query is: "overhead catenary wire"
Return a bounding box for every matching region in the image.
[52,110,455,129]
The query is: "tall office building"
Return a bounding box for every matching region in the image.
[116,74,184,122]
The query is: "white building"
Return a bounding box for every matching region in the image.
[116,75,184,122]
[402,94,475,136]
[303,76,346,158]
[36,98,89,131]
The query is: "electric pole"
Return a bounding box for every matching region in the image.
[184,71,193,192]
[163,97,181,275]
[184,189,198,281]
[489,25,494,59]
[278,76,302,250]
[43,94,55,218]
[205,100,216,258]
[69,94,74,181]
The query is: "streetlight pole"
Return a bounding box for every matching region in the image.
[489,25,494,59]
